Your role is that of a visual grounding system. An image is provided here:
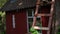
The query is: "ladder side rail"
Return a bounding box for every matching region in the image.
[32,0,41,27]
[47,0,55,34]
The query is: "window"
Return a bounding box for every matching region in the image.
[27,9,42,34]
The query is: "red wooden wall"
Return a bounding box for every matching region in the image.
[41,6,50,34]
[6,10,27,34]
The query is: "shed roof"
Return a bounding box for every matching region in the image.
[0,0,36,11]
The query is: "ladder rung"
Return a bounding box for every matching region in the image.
[33,26,49,30]
[38,14,51,16]
[47,1,54,4]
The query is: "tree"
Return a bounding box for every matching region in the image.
[0,0,7,34]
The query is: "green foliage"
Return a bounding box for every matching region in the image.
[0,0,7,7]
[57,32,60,34]
[0,0,8,34]
[58,26,60,32]
[30,27,40,34]
[1,31,5,34]
[0,11,6,34]
[0,0,6,33]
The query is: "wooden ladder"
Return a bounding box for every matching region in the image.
[32,0,55,34]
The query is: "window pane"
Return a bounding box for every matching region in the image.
[28,11,32,16]
[28,18,33,23]
[28,9,33,16]
[36,18,42,27]
[28,18,33,28]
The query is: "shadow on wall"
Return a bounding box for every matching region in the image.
[56,0,60,25]
[55,0,60,34]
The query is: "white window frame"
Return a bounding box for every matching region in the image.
[27,9,42,34]
[27,9,34,33]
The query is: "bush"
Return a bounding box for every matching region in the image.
[0,12,6,34]
[30,27,40,34]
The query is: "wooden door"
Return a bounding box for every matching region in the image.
[6,10,27,34]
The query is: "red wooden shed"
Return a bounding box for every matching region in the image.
[0,0,53,34]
